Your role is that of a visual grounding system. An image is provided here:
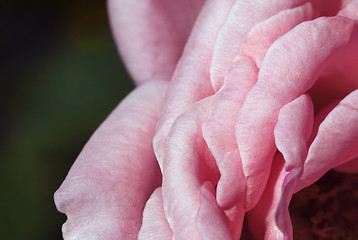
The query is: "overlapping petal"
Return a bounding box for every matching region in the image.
[161,97,220,239]
[153,0,236,169]
[196,182,233,240]
[297,89,358,191]
[202,56,258,238]
[54,81,167,239]
[236,16,357,210]
[138,188,173,240]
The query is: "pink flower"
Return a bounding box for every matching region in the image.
[55,0,358,239]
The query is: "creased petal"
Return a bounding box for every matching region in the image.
[247,95,313,240]
[138,188,173,240]
[246,153,286,240]
[202,56,258,238]
[338,0,358,20]
[153,0,236,169]
[54,80,168,240]
[108,0,205,85]
[162,97,220,239]
[274,94,314,171]
[196,182,233,240]
[297,89,358,191]
[210,0,311,91]
[241,2,316,68]
[235,16,357,210]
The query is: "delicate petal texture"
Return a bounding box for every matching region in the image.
[274,94,314,172]
[236,17,357,210]
[297,89,358,191]
[338,0,358,20]
[138,188,173,240]
[202,56,258,238]
[248,95,313,240]
[54,81,168,240]
[247,153,286,240]
[240,2,316,68]
[153,0,236,169]
[196,182,233,240]
[108,0,205,85]
[162,97,220,239]
[210,0,310,90]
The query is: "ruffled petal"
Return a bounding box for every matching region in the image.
[247,95,313,240]
[108,0,205,85]
[202,56,258,238]
[246,153,286,240]
[196,182,233,240]
[235,16,357,210]
[297,89,358,191]
[162,97,220,239]
[138,188,173,240]
[240,2,316,68]
[153,0,236,169]
[210,0,312,91]
[274,94,314,172]
[54,80,168,240]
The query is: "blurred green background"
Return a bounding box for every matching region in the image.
[1,1,134,239]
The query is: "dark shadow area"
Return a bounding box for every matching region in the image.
[0,1,134,239]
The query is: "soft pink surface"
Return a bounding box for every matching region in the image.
[152,0,236,169]
[196,182,233,240]
[56,1,358,239]
[161,97,220,239]
[138,188,173,240]
[54,81,167,239]
[108,0,205,85]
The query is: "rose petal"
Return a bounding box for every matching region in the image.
[247,95,313,239]
[246,153,286,240]
[196,182,233,240]
[108,0,205,85]
[162,97,220,239]
[153,0,236,169]
[54,80,168,239]
[297,89,358,191]
[202,56,258,238]
[210,0,312,91]
[235,16,357,210]
[274,94,314,172]
[338,0,358,20]
[138,188,173,240]
[240,2,316,68]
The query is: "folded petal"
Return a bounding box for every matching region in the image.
[162,97,220,239]
[236,16,357,210]
[202,56,258,238]
[196,182,233,240]
[338,0,358,20]
[54,80,168,240]
[274,94,314,172]
[138,188,173,240]
[210,0,311,90]
[108,0,205,85]
[297,89,358,191]
[246,153,287,240]
[247,95,313,240]
[241,2,316,68]
[153,0,236,169]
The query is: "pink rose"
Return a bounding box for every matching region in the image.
[55,0,358,239]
